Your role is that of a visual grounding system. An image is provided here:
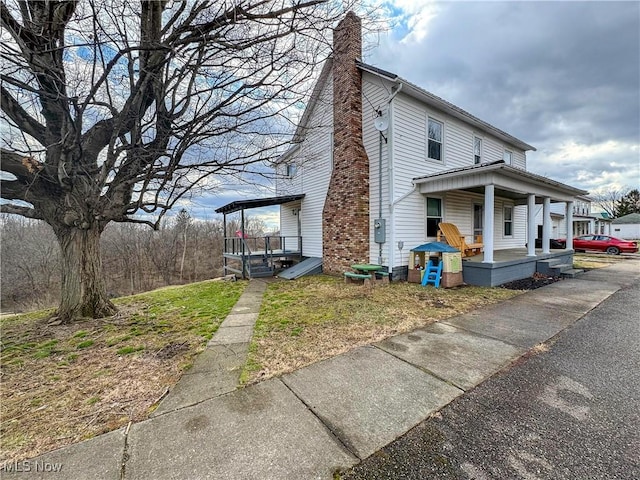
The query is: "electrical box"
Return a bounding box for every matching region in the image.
[374,218,386,244]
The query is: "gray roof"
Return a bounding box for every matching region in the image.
[612,213,640,224]
[412,160,587,196]
[215,194,305,214]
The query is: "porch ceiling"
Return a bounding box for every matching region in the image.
[413,161,587,203]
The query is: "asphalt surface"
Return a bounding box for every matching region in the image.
[341,279,640,480]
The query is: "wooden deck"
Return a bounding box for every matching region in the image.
[223,236,302,278]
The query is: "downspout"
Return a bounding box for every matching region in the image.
[386,83,403,275]
[378,131,384,265]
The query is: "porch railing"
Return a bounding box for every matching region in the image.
[222,236,303,279]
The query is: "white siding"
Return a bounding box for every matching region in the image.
[387,89,531,267]
[612,223,640,239]
[275,77,333,257]
[362,73,393,263]
[391,190,527,266]
[279,201,300,238]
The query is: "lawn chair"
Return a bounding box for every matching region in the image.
[437,222,483,258]
[421,260,443,288]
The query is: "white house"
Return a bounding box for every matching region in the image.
[223,12,588,285]
[534,196,597,239]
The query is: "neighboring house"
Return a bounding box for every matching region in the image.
[223,12,588,285]
[611,213,640,239]
[593,211,613,235]
[535,196,597,239]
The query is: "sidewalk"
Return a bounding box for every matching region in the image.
[5,260,639,480]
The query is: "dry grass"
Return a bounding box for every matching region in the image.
[573,253,627,269]
[242,275,523,384]
[0,279,245,464]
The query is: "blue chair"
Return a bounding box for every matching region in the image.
[421,260,443,288]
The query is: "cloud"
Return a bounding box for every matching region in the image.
[366,1,640,194]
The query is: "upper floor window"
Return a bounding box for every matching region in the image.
[503,150,512,164]
[428,118,443,161]
[285,164,297,177]
[474,136,482,164]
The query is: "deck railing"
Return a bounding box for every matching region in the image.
[222,236,303,279]
[223,235,302,255]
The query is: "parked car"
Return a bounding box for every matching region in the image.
[562,235,639,255]
[534,238,566,249]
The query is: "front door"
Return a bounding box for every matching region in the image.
[473,203,483,241]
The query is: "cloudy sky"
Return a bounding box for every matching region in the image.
[367,0,639,193]
[190,0,639,226]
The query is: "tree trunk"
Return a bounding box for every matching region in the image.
[54,225,116,323]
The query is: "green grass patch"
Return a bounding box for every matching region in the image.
[116,345,145,356]
[242,274,523,384]
[1,278,247,464]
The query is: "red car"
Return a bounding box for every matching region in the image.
[566,235,639,255]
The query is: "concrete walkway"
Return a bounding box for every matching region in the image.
[153,279,268,416]
[5,260,639,479]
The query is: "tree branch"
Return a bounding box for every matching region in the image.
[0,84,46,145]
[0,202,42,219]
[111,216,159,230]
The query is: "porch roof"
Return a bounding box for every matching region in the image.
[215,194,305,215]
[412,161,588,203]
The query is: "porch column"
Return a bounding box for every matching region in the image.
[527,194,536,257]
[542,197,551,254]
[223,213,227,275]
[483,184,494,263]
[566,201,574,250]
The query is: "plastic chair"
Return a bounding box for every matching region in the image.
[421,260,443,288]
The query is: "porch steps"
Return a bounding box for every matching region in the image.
[248,263,274,278]
[536,259,584,278]
[559,268,584,279]
[277,257,322,280]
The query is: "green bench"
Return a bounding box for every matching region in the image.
[344,271,372,285]
[375,271,390,284]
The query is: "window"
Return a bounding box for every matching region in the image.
[285,164,297,177]
[474,136,482,164]
[428,118,443,161]
[504,206,513,236]
[503,150,512,164]
[426,197,442,237]
[473,204,483,238]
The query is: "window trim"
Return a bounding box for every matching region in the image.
[503,205,513,237]
[473,135,483,164]
[427,116,444,163]
[503,149,513,165]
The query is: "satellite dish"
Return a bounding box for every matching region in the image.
[374,115,389,132]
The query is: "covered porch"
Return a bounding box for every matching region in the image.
[413,161,588,286]
[461,248,575,286]
[215,194,305,279]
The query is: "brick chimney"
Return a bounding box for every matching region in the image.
[322,12,370,272]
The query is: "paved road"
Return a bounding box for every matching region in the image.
[342,280,640,480]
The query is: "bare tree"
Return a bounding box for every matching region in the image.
[592,187,631,218]
[1,0,347,322]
